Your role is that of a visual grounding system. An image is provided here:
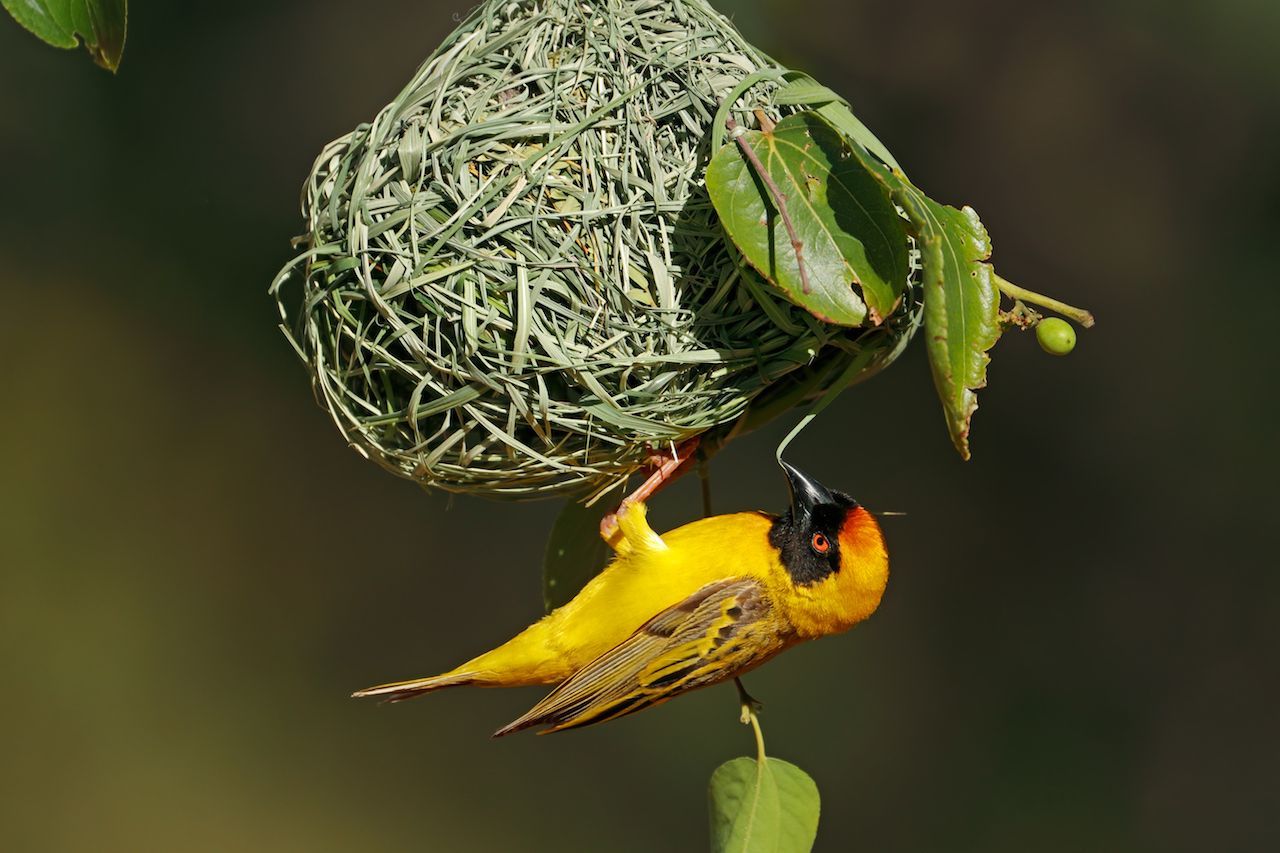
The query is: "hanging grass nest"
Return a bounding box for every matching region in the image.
[271,0,921,499]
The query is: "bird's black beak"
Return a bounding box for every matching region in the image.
[780,459,835,523]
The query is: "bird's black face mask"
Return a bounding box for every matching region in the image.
[770,461,859,586]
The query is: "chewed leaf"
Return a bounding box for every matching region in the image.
[2,0,127,71]
[910,201,1000,458]
[709,756,820,853]
[707,111,910,327]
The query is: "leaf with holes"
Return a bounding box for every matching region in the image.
[707,110,910,327]
[709,756,820,853]
[908,198,1000,459]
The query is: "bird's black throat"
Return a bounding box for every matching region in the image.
[769,492,858,586]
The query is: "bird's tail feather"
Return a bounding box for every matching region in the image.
[352,671,478,704]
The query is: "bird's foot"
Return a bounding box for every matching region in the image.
[735,677,764,724]
[599,437,700,543]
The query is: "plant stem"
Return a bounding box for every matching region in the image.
[993,273,1095,328]
[747,710,766,761]
[725,116,813,296]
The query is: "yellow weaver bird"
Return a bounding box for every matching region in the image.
[354,463,889,735]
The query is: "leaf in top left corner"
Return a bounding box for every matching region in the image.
[3,0,127,72]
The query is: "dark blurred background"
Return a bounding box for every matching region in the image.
[1,1,1276,850]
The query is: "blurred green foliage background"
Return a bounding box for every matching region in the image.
[1,1,1276,850]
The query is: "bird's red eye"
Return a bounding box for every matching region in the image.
[811,533,830,554]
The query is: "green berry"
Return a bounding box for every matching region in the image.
[1036,317,1076,356]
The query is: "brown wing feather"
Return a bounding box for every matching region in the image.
[493,577,791,737]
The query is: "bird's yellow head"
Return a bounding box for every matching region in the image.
[769,461,889,635]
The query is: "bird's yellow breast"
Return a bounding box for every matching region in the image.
[542,508,888,661]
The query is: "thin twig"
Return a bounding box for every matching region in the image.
[725,116,812,296]
[698,459,713,517]
[993,273,1095,328]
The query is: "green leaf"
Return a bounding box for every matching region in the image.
[909,199,1000,459]
[2,0,127,72]
[709,756,820,853]
[813,134,1001,459]
[707,110,910,327]
[542,490,618,612]
[3,0,74,47]
[759,74,1002,454]
[773,72,904,175]
[814,100,905,178]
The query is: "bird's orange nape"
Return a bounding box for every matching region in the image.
[838,506,885,560]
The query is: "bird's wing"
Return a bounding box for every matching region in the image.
[494,577,790,736]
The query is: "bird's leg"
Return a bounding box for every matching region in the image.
[735,677,764,725]
[734,678,768,758]
[599,437,700,542]
[605,500,667,555]
[631,437,701,504]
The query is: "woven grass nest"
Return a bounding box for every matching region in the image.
[272,0,921,499]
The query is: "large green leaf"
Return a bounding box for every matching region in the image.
[541,491,618,612]
[2,0,127,72]
[707,111,910,326]
[709,756,820,853]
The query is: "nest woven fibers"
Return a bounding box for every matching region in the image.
[272,0,921,500]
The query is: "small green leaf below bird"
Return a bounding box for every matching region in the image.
[709,756,820,853]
